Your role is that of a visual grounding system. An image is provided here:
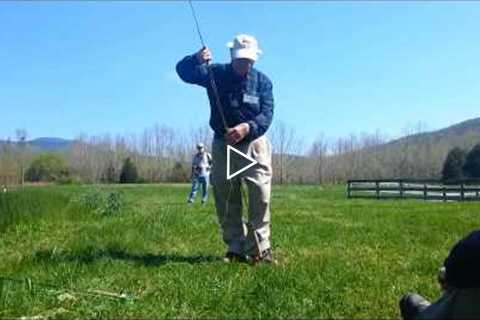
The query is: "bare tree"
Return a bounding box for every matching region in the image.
[189,124,212,151]
[309,133,328,184]
[268,121,303,184]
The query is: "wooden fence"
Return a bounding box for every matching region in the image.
[347,179,480,201]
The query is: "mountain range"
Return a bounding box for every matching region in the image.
[0,137,73,152]
[1,117,480,154]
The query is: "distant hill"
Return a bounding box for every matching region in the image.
[29,137,74,152]
[384,117,480,149]
[282,117,480,183]
[0,137,74,153]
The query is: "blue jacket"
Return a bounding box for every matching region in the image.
[176,54,274,141]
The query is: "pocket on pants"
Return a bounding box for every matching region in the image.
[246,137,272,185]
[249,137,271,165]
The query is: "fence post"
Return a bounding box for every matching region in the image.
[423,183,427,200]
[347,181,351,199]
[461,183,465,201]
[399,180,404,199]
[375,181,380,199]
[443,185,447,202]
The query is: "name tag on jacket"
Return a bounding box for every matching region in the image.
[243,94,259,104]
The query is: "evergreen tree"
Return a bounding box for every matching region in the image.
[119,157,138,183]
[463,143,480,178]
[170,161,188,182]
[441,147,466,182]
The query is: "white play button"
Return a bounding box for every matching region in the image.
[227,145,258,180]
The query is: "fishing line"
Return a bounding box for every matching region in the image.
[0,276,134,301]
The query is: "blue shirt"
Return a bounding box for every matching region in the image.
[176,54,274,142]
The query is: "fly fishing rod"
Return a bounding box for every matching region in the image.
[187,0,229,133]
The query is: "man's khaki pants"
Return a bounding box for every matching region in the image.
[211,135,272,256]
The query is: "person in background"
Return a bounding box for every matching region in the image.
[188,143,212,204]
[400,229,480,319]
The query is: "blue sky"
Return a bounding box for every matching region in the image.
[1,1,479,146]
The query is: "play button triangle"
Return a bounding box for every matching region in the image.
[227,145,258,180]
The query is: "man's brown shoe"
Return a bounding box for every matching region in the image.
[249,249,278,265]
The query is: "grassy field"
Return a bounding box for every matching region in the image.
[0,184,479,319]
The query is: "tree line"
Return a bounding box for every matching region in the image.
[1,122,480,185]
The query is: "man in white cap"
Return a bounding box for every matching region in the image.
[176,34,275,264]
[188,142,212,204]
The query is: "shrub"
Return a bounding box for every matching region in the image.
[56,175,83,185]
[170,161,189,182]
[25,153,69,182]
[73,189,123,216]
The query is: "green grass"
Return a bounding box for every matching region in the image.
[0,184,479,318]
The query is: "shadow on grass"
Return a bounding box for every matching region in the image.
[32,246,222,266]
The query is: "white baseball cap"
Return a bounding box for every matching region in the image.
[227,34,262,61]
[197,143,204,149]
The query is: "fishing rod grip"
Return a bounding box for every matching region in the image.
[200,46,212,66]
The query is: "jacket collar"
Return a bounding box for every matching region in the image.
[228,63,255,82]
